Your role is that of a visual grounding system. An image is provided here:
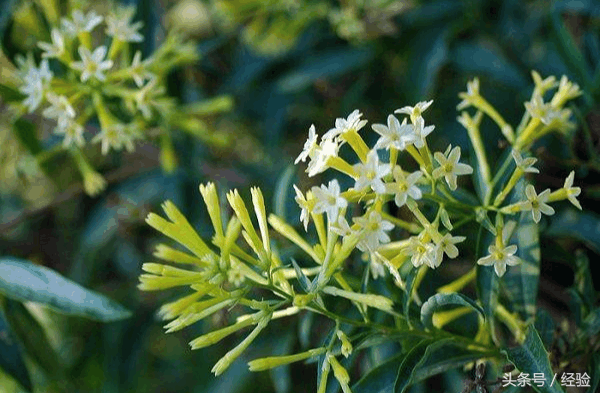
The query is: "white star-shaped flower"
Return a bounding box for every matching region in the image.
[353,150,390,194]
[353,210,393,252]
[55,119,85,148]
[394,100,433,123]
[563,171,582,210]
[307,137,339,177]
[385,167,422,207]
[405,234,442,268]
[511,149,539,173]
[437,233,465,259]
[71,46,114,82]
[322,109,368,140]
[92,122,140,154]
[106,6,144,42]
[520,185,554,223]
[42,93,76,129]
[432,146,473,190]
[331,215,353,238]
[477,244,520,277]
[61,10,104,35]
[295,124,318,164]
[38,28,65,59]
[311,179,347,222]
[19,59,53,112]
[372,115,416,151]
[409,116,435,148]
[130,51,154,87]
[457,77,480,110]
[293,185,312,231]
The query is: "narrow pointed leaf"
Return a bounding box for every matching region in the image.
[476,227,498,338]
[403,266,421,324]
[547,209,600,255]
[3,299,63,377]
[0,307,32,391]
[420,293,484,330]
[503,180,541,321]
[394,339,432,393]
[290,258,311,293]
[0,257,131,322]
[504,326,565,393]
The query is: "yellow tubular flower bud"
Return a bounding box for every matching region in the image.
[248,347,326,371]
[322,286,393,313]
[211,313,271,376]
[189,310,267,350]
[251,187,271,255]
[164,297,237,333]
[153,244,207,266]
[328,355,352,393]
[199,182,225,239]
[146,201,214,259]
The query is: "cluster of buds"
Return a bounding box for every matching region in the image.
[2,3,213,196]
[139,72,583,392]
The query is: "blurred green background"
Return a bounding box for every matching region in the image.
[1,0,600,392]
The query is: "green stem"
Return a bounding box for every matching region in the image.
[379,212,421,234]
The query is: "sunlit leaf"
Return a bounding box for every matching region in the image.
[0,257,131,322]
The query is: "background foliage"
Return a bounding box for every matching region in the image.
[0,0,599,392]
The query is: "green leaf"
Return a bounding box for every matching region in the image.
[503,181,541,321]
[352,351,403,393]
[533,309,555,351]
[582,307,600,337]
[405,27,449,99]
[572,250,596,309]
[403,266,421,325]
[476,227,499,339]
[546,209,600,255]
[550,6,591,86]
[411,339,495,383]
[0,257,132,322]
[0,306,32,392]
[394,339,432,393]
[276,48,373,93]
[273,165,295,223]
[13,118,42,155]
[420,293,484,331]
[2,299,63,378]
[504,326,565,393]
[0,0,18,40]
[290,258,311,293]
[588,352,600,393]
[0,83,25,102]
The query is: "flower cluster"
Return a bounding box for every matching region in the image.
[140,72,583,392]
[293,103,475,280]
[3,4,218,196]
